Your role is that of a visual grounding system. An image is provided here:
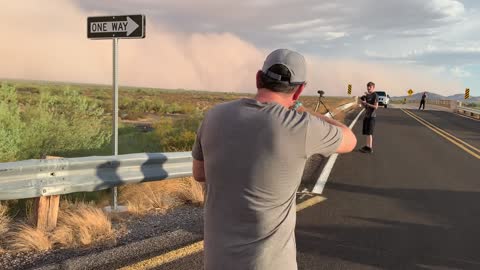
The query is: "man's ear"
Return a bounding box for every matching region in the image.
[256,71,263,89]
[292,83,305,101]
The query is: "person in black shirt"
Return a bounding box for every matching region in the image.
[360,82,379,153]
[419,92,427,110]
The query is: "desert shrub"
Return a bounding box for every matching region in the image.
[0,84,110,161]
[154,114,202,152]
[0,84,24,162]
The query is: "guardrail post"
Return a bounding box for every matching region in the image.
[34,156,61,231]
[34,195,60,232]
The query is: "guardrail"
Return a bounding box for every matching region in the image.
[0,152,193,201]
[325,101,357,118]
[334,101,358,113]
[457,106,480,119]
[427,99,452,108]
[404,99,453,108]
[401,99,479,118]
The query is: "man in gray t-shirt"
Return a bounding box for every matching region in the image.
[192,49,357,270]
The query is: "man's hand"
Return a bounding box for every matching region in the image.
[193,159,206,182]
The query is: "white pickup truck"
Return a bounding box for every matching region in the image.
[376,91,390,108]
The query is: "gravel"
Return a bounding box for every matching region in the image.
[0,205,204,270]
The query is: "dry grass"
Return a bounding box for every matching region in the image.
[2,178,205,252]
[122,184,173,215]
[0,203,11,253]
[174,177,205,206]
[51,202,114,248]
[120,177,205,215]
[300,97,354,114]
[0,177,204,254]
[0,203,10,235]
[8,224,52,252]
[4,203,114,253]
[107,211,127,223]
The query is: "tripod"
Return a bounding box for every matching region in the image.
[315,90,334,118]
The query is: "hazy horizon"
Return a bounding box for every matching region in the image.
[4,77,478,100]
[1,0,478,96]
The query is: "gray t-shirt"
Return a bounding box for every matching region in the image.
[192,98,343,270]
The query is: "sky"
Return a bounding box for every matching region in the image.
[0,0,479,97]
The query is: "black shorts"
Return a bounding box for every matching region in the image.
[362,117,376,135]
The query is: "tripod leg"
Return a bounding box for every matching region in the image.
[314,97,321,112]
[320,100,333,118]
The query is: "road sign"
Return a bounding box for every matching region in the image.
[347,84,352,95]
[88,14,146,211]
[87,15,145,39]
[465,88,470,99]
[408,89,414,96]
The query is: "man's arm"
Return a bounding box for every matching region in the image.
[298,106,357,154]
[193,159,206,182]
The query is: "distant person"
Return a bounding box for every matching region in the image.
[419,92,427,110]
[192,49,357,270]
[360,82,379,154]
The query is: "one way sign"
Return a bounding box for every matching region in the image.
[88,15,145,39]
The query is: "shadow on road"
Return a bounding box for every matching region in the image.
[297,182,480,269]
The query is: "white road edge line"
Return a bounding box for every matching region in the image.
[311,108,365,194]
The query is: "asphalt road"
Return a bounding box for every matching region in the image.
[296,108,480,269]
[406,109,480,150]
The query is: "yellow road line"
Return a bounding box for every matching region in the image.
[402,109,480,159]
[296,196,327,212]
[119,241,204,270]
[403,110,480,154]
[120,196,326,269]
[403,109,480,158]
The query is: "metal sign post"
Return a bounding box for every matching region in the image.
[88,14,145,211]
[112,38,119,210]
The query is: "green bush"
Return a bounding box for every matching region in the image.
[118,91,203,119]
[0,84,24,162]
[0,84,110,162]
[163,103,181,114]
[118,126,162,154]
[120,97,167,118]
[154,114,202,152]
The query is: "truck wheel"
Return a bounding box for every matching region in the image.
[384,104,388,108]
